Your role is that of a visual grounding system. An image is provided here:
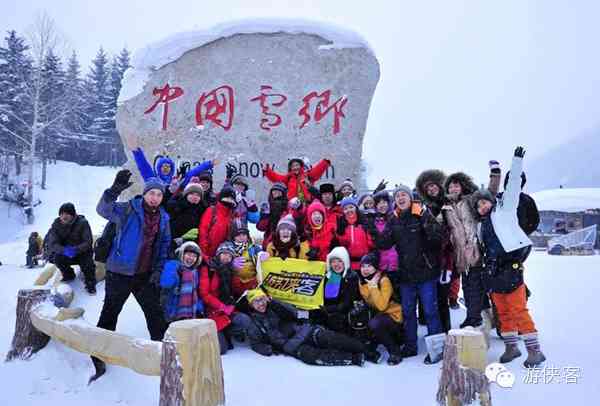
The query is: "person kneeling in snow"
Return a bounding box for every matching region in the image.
[245,288,366,366]
[160,242,204,323]
[473,146,546,368]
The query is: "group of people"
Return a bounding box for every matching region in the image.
[43,144,546,376]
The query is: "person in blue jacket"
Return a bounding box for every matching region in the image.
[91,169,171,378]
[160,241,204,323]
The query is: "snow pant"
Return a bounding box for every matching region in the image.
[462,266,490,324]
[490,283,536,335]
[437,282,451,333]
[218,312,251,355]
[400,279,443,352]
[368,313,403,356]
[26,254,38,268]
[449,275,460,301]
[54,252,96,288]
[294,326,365,366]
[231,276,258,299]
[97,271,167,341]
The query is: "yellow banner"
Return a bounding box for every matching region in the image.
[259,258,326,310]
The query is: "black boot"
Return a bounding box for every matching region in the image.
[89,356,106,384]
[365,349,383,364]
[387,347,403,366]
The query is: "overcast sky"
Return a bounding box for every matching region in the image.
[3,0,600,188]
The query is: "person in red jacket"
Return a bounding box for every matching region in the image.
[335,197,374,272]
[198,186,237,261]
[199,242,251,354]
[304,200,335,261]
[265,157,331,203]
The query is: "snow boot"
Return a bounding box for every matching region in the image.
[352,353,366,367]
[365,349,384,364]
[523,335,546,368]
[387,346,403,365]
[88,356,106,384]
[499,333,521,363]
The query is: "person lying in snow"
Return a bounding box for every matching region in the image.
[244,287,367,366]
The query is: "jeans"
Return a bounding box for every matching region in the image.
[400,279,443,351]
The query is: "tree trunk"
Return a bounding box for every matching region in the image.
[159,320,225,406]
[436,330,492,406]
[41,155,47,190]
[5,288,51,361]
[15,154,21,176]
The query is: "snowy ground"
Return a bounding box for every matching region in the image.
[0,162,598,405]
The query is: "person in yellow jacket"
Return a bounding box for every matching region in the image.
[358,252,404,365]
[265,214,310,260]
[230,226,263,298]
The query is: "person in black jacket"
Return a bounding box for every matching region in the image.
[166,182,207,251]
[376,185,444,363]
[245,288,366,366]
[45,203,96,294]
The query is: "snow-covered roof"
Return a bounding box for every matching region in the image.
[531,188,600,213]
[119,18,375,105]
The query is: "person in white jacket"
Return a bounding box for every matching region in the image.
[473,146,546,368]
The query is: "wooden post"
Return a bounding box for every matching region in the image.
[436,329,492,406]
[5,288,51,361]
[160,319,224,406]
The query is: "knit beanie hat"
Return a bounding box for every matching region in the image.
[276,214,297,232]
[271,182,288,195]
[230,173,249,190]
[338,178,355,192]
[183,183,204,197]
[247,288,267,304]
[373,190,391,206]
[143,177,166,195]
[59,202,76,216]
[215,241,236,257]
[393,184,413,200]
[340,196,358,209]
[219,185,237,207]
[360,252,380,269]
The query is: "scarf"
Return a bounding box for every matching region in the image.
[233,240,249,257]
[137,202,161,274]
[324,272,343,299]
[175,265,199,320]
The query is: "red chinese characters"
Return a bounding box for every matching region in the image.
[250,85,288,131]
[144,84,184,131]
[298,90,348,135]
[195,85,235,131]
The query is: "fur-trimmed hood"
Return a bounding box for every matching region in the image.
[444,172,479,197]
[326,246,351,278]
[416,169,447,203]
[470,189,496,219]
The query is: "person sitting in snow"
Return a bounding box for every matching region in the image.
[357,252,404,366]
[160,241,204,324]
[245,287,367,366]
[199,242,251,354]
[45,203,96,294]
[264,157,331,204]
[472,146,546,368]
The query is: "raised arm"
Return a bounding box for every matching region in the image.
[131,147,155,181]
[307,159,331,182]
[501,147,526,213]
[264,164,287,183]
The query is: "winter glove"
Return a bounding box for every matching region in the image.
[177,162,190,178]
[514,146,526,158]
[439,270,452,285]
[62,246,76,258]
[488,160,501,174]
[110,169,133,195]
[373,179,388,194]
[232,256,246,270]
[225,163,237,180]
[257,251,270,262]
[260,202,270,215]
[306,247,319,261]
[288,197,301,210]
[223,304,235,316]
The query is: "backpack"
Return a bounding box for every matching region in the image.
[94,204,132,263]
